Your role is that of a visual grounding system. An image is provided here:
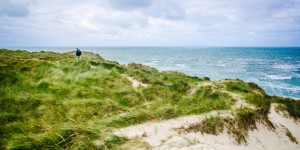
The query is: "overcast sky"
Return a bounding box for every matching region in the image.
[0,0,300,46]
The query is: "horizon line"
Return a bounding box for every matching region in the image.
[2,46,300,48]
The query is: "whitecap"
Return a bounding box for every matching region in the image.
[265,75,292,80]
[261,82,300,99]
[176,64,188,69]
[271,64,300,70]
[151,60,160,63]
[144,63,157,67]
[217,64,227,67]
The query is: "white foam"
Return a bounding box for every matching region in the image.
[144,63,157,67]
[217,64,227,67]
[265,75,292,80]
[151,60,160,63]
[175,64,188,69]
[268,83,300,91]
[272,64,300,70]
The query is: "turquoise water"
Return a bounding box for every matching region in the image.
[4,46,300,99]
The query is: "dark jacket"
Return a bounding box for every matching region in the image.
[76,49,81,56]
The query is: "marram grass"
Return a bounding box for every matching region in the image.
[0,49,299,149]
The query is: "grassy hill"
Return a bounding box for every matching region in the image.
[0,49,299,149]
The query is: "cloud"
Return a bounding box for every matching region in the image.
[79,19,98,30]
[108,0,152,10]
[146,0,186,20]
[246,32,256,35]
[0,0,300,46]
[0,0,32,17]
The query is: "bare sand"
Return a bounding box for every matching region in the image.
[122,74,149,89]
[114,104,300,150]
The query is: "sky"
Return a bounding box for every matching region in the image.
[0,0,300,47]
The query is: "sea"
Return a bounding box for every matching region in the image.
[3,46,300,99]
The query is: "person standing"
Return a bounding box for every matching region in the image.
[76,48,82,60]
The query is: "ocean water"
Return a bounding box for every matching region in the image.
[4,46,300,99]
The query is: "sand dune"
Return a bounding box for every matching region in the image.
[115,104,300,150]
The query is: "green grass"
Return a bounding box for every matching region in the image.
[177,116,224,135]
[0,48,299,149]
[176,107,275,145]
[272,96,300,119]
[177,86,235,115]
[224,79,252,93]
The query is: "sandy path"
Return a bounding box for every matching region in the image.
[114,111,232,148]
[122,74,149,89]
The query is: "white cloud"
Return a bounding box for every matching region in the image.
[79,19,98,30]
[0,0,300,46]
[246,32,256,35]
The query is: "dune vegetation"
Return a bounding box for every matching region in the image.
[0,49,299,149]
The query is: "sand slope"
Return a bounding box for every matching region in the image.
[115,104,300,150]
